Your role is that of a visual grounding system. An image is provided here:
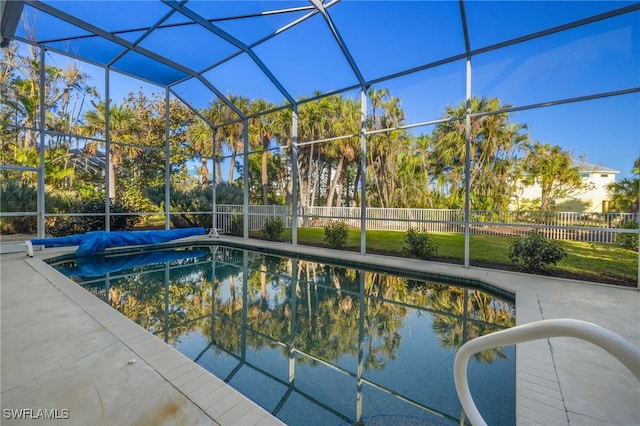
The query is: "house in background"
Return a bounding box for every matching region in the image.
[513,161,619,213]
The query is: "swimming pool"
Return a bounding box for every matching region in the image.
[49,244,516,425]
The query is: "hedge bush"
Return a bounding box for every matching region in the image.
[615,220,638,251]
[509,230,567,272]
[262,217,284,241]
[401,228,438,259]
[323,221,349,249]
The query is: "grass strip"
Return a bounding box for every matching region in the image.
[267,228,637,285]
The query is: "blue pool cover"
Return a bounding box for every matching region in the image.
[57,249,207,277]
[30,228,206,256]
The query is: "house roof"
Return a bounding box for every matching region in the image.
[574,161,620,174]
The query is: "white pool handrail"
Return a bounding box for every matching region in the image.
[454,318,640,426]
[25,240,34,257]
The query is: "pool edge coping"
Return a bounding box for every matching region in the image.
[22,253,286,426]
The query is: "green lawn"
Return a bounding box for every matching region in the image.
[270,228,638,286]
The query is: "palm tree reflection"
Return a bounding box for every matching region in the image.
[64,247,515,423]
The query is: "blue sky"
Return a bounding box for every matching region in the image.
[28,1,640,178]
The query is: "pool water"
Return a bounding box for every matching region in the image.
[51,245,516,425]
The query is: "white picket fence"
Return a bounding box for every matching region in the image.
[213,205,638,244]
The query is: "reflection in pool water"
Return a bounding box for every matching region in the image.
[52,245,516,425]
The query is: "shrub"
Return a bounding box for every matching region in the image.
[230,214,244,236]
[262,217,284,241]
[401,228,438,259]
[615,220,638,251]
[323,221,349,249]
[509,230,567,272]
[144,182,243,228]
[49,198,141,236]
[0,178,37,233]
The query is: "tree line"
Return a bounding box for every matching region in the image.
[2,42,635,227]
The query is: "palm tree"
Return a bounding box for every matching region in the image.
[187,119,214,188]
[366,88,408,208]
[607,157,640,213]
[323,95,360,207]
[82,102,140,199]
[394,133,434,208]
[204,95,249,184]
[248,98,276,205]
[522,143,585,212]
[367,87,389,131]
[431,96,528,210]
[297,94,333,207]
[1,44,42,149]
[1,43,98,152]
[272,104,294,205]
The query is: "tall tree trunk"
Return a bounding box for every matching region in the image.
[228,150,236,183]
[306,145,314,206]
[201,158,209,188]
[215,159,222,184]
[261,142,268,205]
[540,183,552,212]
[336,161,346,207]
[108,159,117,199]
[285,142,293,206]
[298,155,307,208]
[353,162,361,207]
[260,260,267,306]
[325,156,344,207]
[285,162,292,206]
[324,161,331,204]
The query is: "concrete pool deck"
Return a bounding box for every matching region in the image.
[1,235,638,425]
